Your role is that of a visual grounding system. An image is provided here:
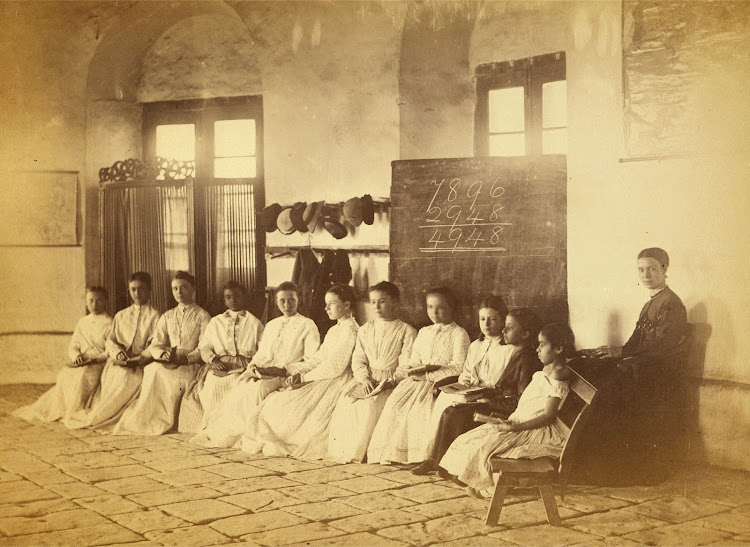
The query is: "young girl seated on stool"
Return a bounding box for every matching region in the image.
[14,287,112,424]
[327,281,416,463]
[438,323,574,498]
[367,287,470,465]
[66,272,160,430]
[191,281,319,448]
[177,281,264,433]
[412,299,543,475]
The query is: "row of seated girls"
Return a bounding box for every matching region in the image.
[15,270,575,500]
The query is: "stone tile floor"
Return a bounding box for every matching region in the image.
[1,385,749,546]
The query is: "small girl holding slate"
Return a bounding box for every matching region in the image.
[367,287,470,465]
[327,281,416,463]
[14,287,112,424]
[438,323,574,497]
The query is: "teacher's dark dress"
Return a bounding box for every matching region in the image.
[575,286,688,485]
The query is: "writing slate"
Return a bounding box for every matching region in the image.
[390,155,567,337]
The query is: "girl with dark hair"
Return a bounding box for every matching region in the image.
[327,281,416,463]
[367,287,470,465]
[588,247,687,361]
[239,283,360,458]
[66,272,160,430]
[412,297,543,475]
[191,281,319,448]
[113,271,211,435]
[14,287,113,424]
[177,281,264,433]
[438,323,574,498]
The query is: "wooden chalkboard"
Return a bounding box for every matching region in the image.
[390,156,567,337]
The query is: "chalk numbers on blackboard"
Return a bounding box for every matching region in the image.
[420,177,511,253]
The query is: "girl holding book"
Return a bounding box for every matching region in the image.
[66,272,160,430]
[14,287,112,424]
[191,281,319,448]
[239,283,359,459]
[113,271,211,435]
[438,323,574,497]
[327,281,416,463]
[367,287,470,465]
[411,300,543,475]
[177,281,264,433]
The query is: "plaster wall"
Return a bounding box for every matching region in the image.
[466,1,750,468]
[1,0,749,470]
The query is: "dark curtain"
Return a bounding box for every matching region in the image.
[199,183,258,316]
[101,181,193,315]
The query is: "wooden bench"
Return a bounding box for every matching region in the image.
[485,369,598,526]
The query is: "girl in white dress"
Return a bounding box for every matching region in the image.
[367,287,470,465]
[14,287,113,424]
[191,281,320,448]
[327,281,416,463]
[240,283,359,459]
[66,272,160,430]
[177,282,264,433]
[113,271,211,435]
[438,323,575,498]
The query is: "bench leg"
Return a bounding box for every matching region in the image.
[485,477,508,526]
[539,484,562,526]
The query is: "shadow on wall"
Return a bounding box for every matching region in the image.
[683,299,737,464]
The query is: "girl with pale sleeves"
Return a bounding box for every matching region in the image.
[327,281,416,463]
[113,271,211,435]
[438,323,574,498]
[191,281,320,448]
[177,281,263,433]
[66,272,160,430]
[14,287,112,424]
[367,287,470,465]
[240,283,359,459]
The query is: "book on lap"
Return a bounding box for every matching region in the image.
[68,358,98,367]
[473,412,506,425]
[407,364,442,376]
[348,378,391,399]
[113,356,141,367]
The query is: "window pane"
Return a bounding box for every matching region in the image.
[215,119,256,158]
[214,157,257,178]
[542,80,567,129]
[489,133,525,157]
[156,124,195,161]
[489,87,525,133]
[543,128,567,154]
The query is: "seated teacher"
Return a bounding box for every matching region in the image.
[589,247,688,365]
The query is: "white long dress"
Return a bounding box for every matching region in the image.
[190,313,320,448]
[439,370,570,491]
[14,313,112,423]
[367,322,470,464]
[65,303,160,430]
[177,310,264,433]
[240,316,359,459]
[426,338,519,453]
[112,303,210,435]
[326,318,416,463]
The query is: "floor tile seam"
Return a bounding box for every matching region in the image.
[621,502,738,525]
[372,519,485,545]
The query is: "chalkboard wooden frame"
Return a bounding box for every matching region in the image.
[390,155,567,338]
